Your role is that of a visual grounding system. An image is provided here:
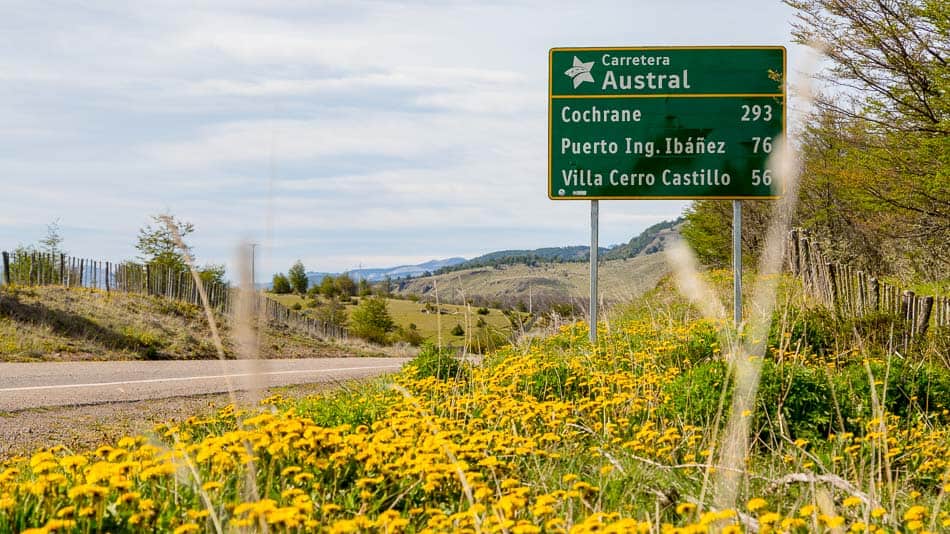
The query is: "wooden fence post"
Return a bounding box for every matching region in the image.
[827,263,839,312]
[905,290,916,329]
[917,296,934,337]
[2,251,9,286]
[789,229,800,276]
[78,259,85,287]
[868,277,879,312]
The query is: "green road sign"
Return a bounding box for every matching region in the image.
[549,46,785,200]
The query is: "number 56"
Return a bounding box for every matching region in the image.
[752,169,772,186]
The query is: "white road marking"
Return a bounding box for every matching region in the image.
[0,365,404,393]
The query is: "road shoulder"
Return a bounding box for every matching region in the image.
[0,382,336,461]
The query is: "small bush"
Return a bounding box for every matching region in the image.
[466,326,508,354]
[768,306,839,356]
[476,307,490,315]
[450,323,465,336]
[393,324,424,347]
[291,302,302,311]
[296,383,390,427]
[662,360,731,428]
[408,344,468,381]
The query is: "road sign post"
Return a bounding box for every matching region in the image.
[733,200,742,326]
[590,200,598,344]
[548,47,785,340]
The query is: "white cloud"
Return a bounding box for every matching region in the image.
[1,0,804,276]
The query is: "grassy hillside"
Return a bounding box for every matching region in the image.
[4,273,948,532]
[267,294,512,346]
[0,286,355,362]
[395,253,670,311]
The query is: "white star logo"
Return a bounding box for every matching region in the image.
[564,56,595,88]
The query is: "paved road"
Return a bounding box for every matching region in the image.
[0,358,409,411]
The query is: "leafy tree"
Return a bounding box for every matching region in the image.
[272,273,291,294]
[680,200,773,267]
[683,0,949,280]
[319,276,338,297]
[136,214,194,271]
[40,219,65,256]
[198,264,226,286]
[349,296,395,344]
[335,274,357,297]
[288,260,308,294]
[358,279,372,297]
[785,0,949,279]
[315,298,348,328]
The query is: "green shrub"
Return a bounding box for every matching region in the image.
[393,324,424,347]
[667,321,719,366]
[662,360,731,428]
[291,302,302,311]
[466,326,508,354]
[832,358,950,425]
[296,383,391,427]
[408,344,468,381]
[757,360,834,442]
[350,296,395,345]
[768,306,839,356]
[450,323,465,336]
[476,307,490,315]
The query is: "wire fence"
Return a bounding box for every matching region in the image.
[1,250,347,342]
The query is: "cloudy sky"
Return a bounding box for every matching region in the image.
[1,1,808,281]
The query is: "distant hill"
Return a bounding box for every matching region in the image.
[299,219,680,290]
[436,246,609,274]
[306,257,466,286]
[432,220,681,274]
[394,253,670,313]
[603,218,682,260]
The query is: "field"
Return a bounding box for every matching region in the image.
[266,294,513,346]
[393,253,670,311]
[3,273,948,532]
[0,286,358,362]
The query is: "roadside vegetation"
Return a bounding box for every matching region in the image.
[0,285,357,362]
[266,292,514,352]
[1,271,947,533]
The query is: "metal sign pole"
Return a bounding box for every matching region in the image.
[733,200,742,327]
[590,200,599,344]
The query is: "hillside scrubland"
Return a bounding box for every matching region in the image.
[0,286,352,361]
[395,253,670,312]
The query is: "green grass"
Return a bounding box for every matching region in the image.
[265,294,512,346]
